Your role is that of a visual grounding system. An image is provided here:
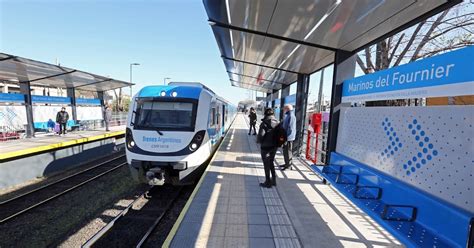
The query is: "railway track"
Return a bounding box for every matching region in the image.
[84,117,236,247]
[0,154,127,224]
[83,185,183,248]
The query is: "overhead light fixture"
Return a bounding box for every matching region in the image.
[303,0,342,40]
[224,0,236,59]
[278,44,301,68]
[225,0,232,24]
[276,0,342,70]
[356,0,385,23]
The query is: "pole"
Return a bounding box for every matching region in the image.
[294,74,310,155]
[129,64,133,97]
[317,68,325,113]
[326,50,355,164]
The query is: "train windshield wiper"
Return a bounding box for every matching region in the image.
[154,128,163,136]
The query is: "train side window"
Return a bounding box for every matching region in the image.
[211,108,216,125]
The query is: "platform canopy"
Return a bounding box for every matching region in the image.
[203,0,460,93]
[0,53,133,91]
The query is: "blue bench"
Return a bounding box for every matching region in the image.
[70,120,81,131]
[311,152,473,248]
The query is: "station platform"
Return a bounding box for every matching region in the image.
[0,126,126,190]
[0,126,125,161]
[165,114,402,248]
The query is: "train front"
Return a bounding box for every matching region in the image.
[125,85,212,185]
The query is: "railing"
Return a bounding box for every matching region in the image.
[302,129,328,165]
[109,112,128,127]
[0,112,129,142]
[301,113,329,165]
[78,112,127,131]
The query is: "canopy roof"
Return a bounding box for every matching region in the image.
[0,53,133,91]
[204,0,460,93]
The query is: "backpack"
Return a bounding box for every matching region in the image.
[273,123,288,147]
[262,121,287,147]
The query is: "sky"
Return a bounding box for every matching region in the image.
[2,1,467,106]
[0,0,264,105]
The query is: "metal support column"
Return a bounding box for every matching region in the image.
[294,74,309,154]
[326,50,356,164]
[266,92,271,108]
[97,91,106,127]
[280,84,290,120]
[19,81,34,138]
[67,88,77,123]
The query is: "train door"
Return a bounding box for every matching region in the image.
[222,104,226,134]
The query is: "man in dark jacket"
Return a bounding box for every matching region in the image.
[56,107,69,135]
[248,107,257,135]
[256,108,279,188]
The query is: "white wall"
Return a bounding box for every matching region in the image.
[0,106,27,130]
[336,106,474,213]
[77,106,103,120]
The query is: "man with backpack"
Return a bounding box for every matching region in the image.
[281,104,296,171]
[257,108,286,188]
[248,107,257,135]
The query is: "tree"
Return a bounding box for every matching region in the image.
[356,2,473,106]
[113,88,126,111]
[112,95,131,112]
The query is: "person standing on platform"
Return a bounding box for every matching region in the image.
[248,107,257,135]
[280,104,296,171]
[56,107,69,136]
[104,104,112,131]
[47,118,55,133]
[256,108,279,188]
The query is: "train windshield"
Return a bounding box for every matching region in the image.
[134,100,196,131]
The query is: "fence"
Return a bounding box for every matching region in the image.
[301,111,329,165]
[0,111,128,142]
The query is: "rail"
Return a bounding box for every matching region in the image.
[82,186,183,247]
[0,154,126,224]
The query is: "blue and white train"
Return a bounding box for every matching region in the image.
[126,82,236,185]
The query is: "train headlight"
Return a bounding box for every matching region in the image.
[188,130,206,152]
[126,128,136,150]
[171,91,178,97]
[160,91,166,97]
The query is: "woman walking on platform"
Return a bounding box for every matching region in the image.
[248,107,257,135]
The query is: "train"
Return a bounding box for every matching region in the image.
[125,82,236,185]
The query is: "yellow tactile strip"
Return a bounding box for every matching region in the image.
[0,131,125,161]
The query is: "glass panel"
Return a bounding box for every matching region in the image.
[135,101,195,130]
[0,54,132,92]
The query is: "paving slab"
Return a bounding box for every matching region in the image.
[168,114,403,248]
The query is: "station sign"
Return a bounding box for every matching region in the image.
[32,95,72,104]
[0,93,25,103]
[342,46,474,103]
[76,98,101,105]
